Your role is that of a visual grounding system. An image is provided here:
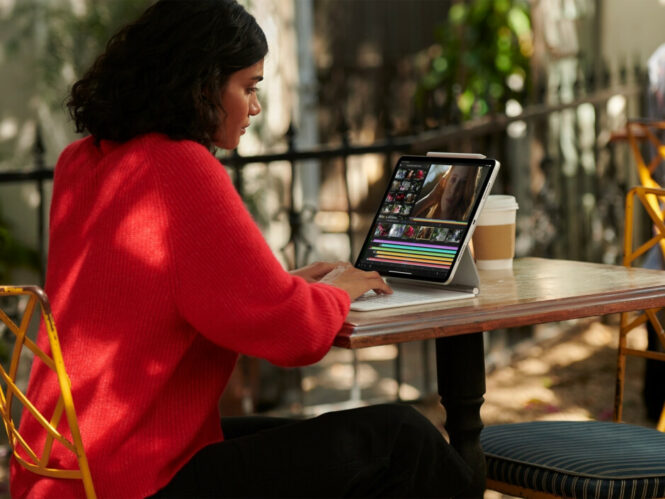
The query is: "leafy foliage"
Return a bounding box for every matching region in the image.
[2,0,155,110]
[0,210,40,283]
[0,1,154,281]
[415,0,533,123]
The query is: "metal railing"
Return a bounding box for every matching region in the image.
[0,68,647,280]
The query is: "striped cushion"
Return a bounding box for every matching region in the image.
[481,421,665,499]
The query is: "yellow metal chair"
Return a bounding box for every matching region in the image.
[624,119,665,428]
[617,186,665,432]
[626,119,665,192]
[480,188,665,498]
[0,285,96,498]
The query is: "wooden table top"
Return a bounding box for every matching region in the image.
[335,257,665,349]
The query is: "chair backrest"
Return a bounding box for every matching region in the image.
[617,187,665,431]
[626,119,665,189]
[0,285,96,498]
[626,120,665,263]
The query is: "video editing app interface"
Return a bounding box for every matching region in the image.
[356,158,491,281]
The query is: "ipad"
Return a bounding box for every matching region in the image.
[354,154,500,286]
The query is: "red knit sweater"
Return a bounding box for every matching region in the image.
[10,134,350,498]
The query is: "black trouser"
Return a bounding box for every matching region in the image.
[151,403,473,497]
[644,321,665,422]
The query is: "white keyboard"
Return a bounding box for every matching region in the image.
[350,284,475,312]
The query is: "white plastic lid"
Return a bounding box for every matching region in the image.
[483,194,519,211]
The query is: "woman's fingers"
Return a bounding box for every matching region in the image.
[320,267,392,301]
[290,261,351,282]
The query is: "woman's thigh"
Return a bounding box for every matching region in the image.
[221,415,298,440]
[153,404,472,498]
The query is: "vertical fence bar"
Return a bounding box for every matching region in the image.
[286,123,299,269]
[33,126,46,284]
[230,149,244,200]
[338,112,363,404]
[339,114,355,262]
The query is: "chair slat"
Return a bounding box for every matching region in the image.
[0,370,75,453]
[41,397,65,467]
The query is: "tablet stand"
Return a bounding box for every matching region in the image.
[444,246,480,295]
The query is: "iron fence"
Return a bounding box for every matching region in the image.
[0,66,647,281]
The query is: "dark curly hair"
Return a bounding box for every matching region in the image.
[67,0,268,149]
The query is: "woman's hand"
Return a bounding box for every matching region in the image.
[318,265,393,301]
[289,261,351,283]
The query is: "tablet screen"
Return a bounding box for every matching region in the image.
[355,155,497,283]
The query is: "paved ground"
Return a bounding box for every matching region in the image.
[0,316,656,497]
[297,316,651,429]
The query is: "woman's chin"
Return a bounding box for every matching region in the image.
[214,138,241,151]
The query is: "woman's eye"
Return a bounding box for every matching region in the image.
[246,87,259,95]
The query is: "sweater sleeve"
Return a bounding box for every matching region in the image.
[151,137,351,367]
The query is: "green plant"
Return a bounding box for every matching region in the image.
[0,213,40,283]
[0,212,39,367]
[0,1,153,278]
[2,1,155,110]
[415,0,533,123]
[0,207,41,366]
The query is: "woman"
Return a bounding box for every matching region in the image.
[413,165,479,221]
[11,1,472,497]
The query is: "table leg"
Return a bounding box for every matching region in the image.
[436,332,486,497]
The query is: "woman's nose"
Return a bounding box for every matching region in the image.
[250,95,261,116]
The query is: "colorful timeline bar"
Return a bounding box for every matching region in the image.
[372,239,458,250]
[368,239,459,269]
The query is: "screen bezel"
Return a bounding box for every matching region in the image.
[354,154,499,284]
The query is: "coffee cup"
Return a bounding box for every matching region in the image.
[472,195,519,270]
